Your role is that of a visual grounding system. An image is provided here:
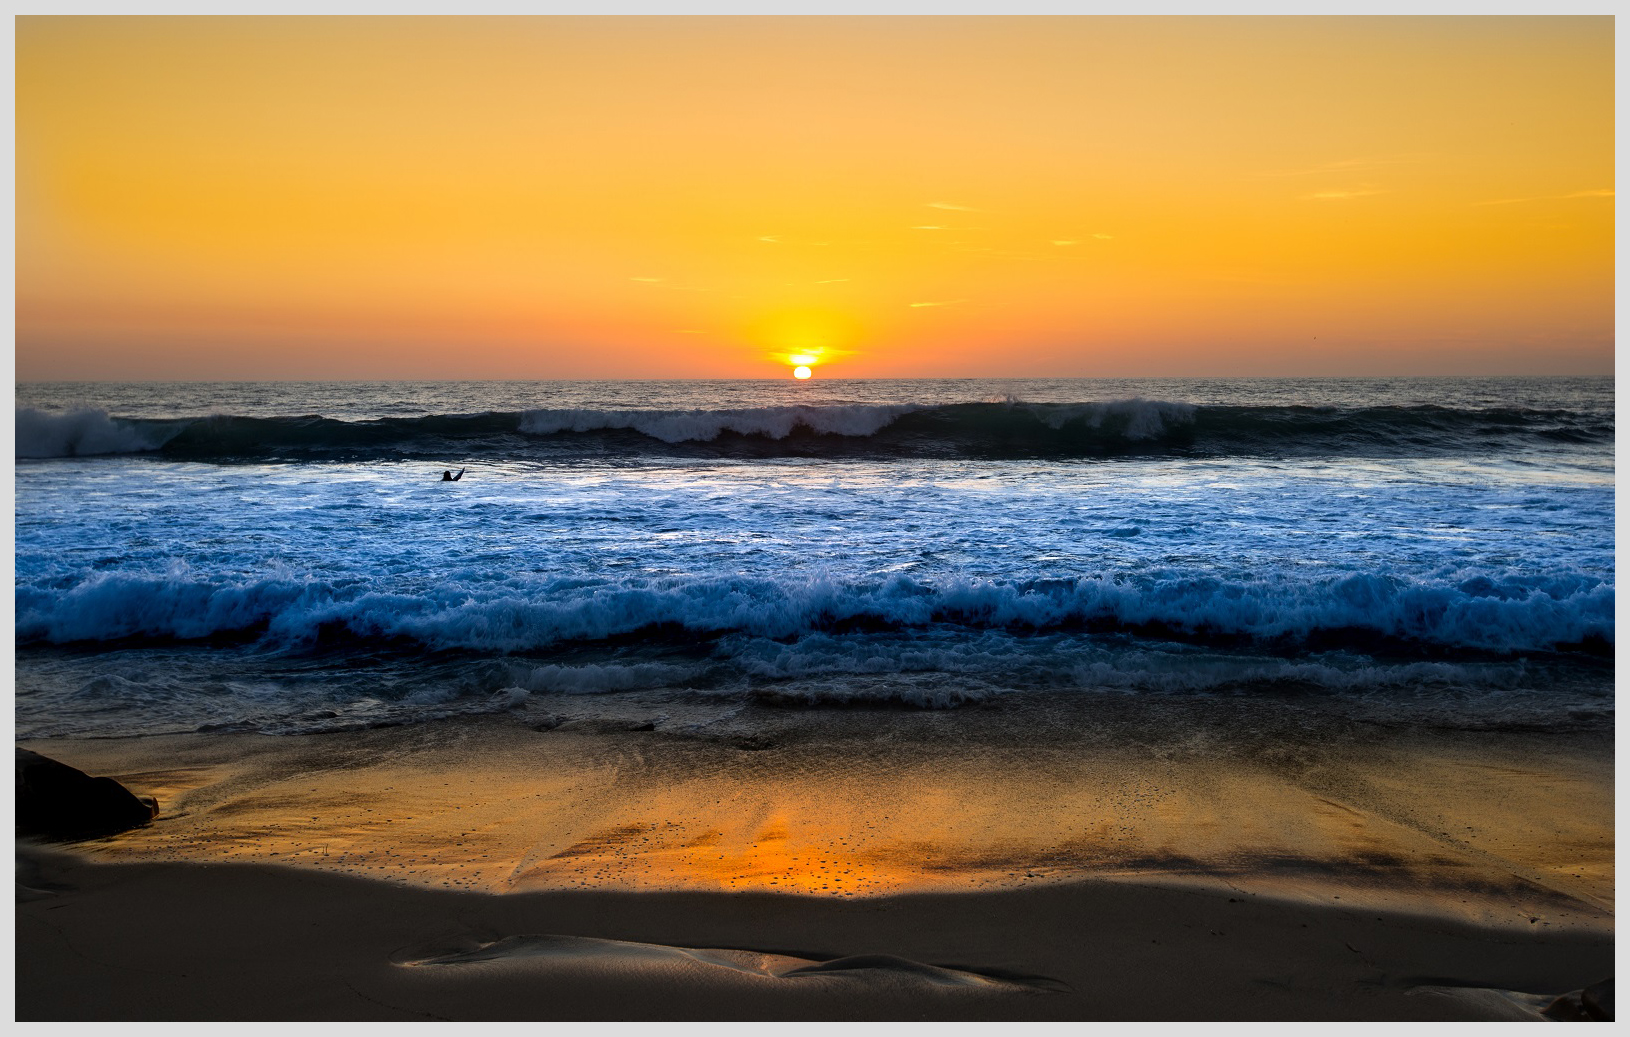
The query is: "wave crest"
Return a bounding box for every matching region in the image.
[16,408,177,458]
[519,403,915,443]
[15,568,1612,656]
[16,399,1610,461]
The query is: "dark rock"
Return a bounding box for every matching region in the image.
[1544,979,1614,1022]
[1544,990,1590,1021]
[16,749,158,839]
[1583,978,1614,1021]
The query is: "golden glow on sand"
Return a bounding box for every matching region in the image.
[15,16,1614,379]
[48,721,1613,914]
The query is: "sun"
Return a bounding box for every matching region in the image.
[754,308,861,378]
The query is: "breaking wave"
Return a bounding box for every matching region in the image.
[16,407,180,459]
[15,567,1612,656]
[15,399,1613,461]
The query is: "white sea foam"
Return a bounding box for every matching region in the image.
[15,407,177,458]
[1033,398,1196,438]
[15,569,1612,655]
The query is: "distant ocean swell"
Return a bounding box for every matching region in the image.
[16,569,1612,655]
[15,400,1613,461]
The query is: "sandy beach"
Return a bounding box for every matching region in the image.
[16,694,1613,1020]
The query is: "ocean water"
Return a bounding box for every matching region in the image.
[14,377,1614,738]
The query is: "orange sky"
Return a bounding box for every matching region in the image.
[15,16,1615,380]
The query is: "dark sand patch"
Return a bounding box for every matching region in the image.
[14,846,1611,1021]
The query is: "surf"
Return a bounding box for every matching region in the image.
[16,568,1613,656]
[13,400,1613,462]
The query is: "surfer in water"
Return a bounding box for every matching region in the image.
[442,468,465,481]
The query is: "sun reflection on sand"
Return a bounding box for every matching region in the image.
[45,719,1614,927]
[510,810,893,896]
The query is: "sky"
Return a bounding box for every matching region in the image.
[15,16,1615,380]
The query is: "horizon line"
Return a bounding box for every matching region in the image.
[14,372,1615,385]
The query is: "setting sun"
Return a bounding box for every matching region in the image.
[793,366,812,379]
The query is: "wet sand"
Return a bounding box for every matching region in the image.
[15,693,1615,1019]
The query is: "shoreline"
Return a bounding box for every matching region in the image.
[15,695,1614,1019]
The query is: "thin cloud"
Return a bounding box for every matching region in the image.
[909,299,966,308]
[912,225,946,230]
[927,201,981,212]
[783,278,851,286]
[1475,188,1615,206]
[632,277,713,293]
[1302,187,1386,201]
[758,236,780,243]
[1052,240,1078,246]
[1092,233,1113,240]
[765,346,862,364]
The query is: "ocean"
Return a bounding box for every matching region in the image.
[14,377,1614,740]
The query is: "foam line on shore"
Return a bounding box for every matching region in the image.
[398,933,1061,992]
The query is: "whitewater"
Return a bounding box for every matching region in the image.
[14,377,1614,737]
